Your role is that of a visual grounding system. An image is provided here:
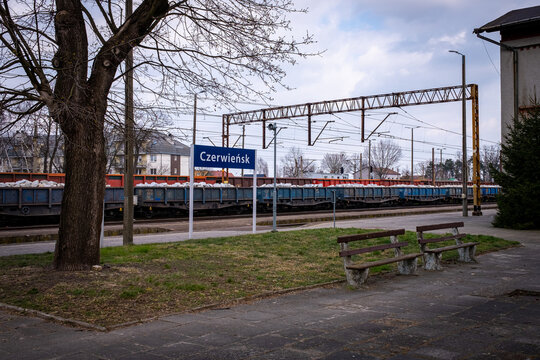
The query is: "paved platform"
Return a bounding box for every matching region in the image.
[1,210,539,359]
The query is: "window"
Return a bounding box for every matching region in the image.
[174,168,177,174]
[173,156,177,161]
[150,168,157,175]
[150,155,157,162]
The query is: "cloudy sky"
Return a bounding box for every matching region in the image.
[188,0,539,176]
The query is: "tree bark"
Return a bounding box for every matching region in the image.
[51,0,168,269]
[54,108,106,270]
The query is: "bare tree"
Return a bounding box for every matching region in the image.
[349,153,364,178]
[320,152,350,174]
[1,0,314,270]
[481,145,500,182]
[257,157,269,176]
[365,140,402,179]
[281,147,315,177]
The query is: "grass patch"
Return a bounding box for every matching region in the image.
[0,228,519,327]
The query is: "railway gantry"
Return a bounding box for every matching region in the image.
[222,84,482,215]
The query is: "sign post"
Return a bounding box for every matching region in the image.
[189,145,257,239]
[189,145,194,239]
[252,159,257,233]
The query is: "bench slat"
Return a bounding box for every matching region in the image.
[339,242,409,257]
[416,222,464,232]
[424,242,478,254]
[419,233,466,245]
[337,229,405,243]
[346,253,422,270]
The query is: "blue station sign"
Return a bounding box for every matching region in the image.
[193,144,256,170]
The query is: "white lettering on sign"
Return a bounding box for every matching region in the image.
[199,151,250,164]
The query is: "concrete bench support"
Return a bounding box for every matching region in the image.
[338,229,421,288]
[416,222,478,271]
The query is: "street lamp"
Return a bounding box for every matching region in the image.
[268,122,278,232]
[449,50,468,217]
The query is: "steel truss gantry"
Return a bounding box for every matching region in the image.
[221,84,482,214]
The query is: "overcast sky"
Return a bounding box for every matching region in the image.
[185,0,539,176]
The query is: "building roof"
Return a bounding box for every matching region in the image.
[381,168,401,176]
[147,132,190,156]
[474,5,540,34]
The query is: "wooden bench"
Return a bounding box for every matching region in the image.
[416,222,478,271]
[337,229,422,287]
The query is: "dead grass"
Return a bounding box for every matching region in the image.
[0,228,519,327]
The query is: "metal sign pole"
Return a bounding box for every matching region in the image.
[190,144,255,238]
[252,150,257,233]
[332,190,336,228]
[189,145,194,239]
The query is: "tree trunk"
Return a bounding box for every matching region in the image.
[54,109,106,270]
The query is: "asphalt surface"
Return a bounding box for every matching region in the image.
[1,209,539,359]
[0,205,497,256]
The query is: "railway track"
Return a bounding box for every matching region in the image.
[1,203,496,232]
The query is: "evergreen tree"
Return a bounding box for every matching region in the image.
[491,108,540,229]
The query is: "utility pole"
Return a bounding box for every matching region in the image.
[123,0,134,246]
[411,128,414,185]
[405,127,418,185]
[359,153,362,178]
[192,93,197,145]
[436,147,445,181]
[368,140,372,180]
[432,148,435,186]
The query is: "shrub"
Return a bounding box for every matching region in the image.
[491,106,540,229]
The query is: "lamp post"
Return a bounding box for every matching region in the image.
[268,123,278,232]
[449,50,468,217]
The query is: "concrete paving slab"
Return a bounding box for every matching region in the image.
[1,209,539,359]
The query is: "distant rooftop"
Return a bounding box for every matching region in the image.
[147,132,190,156]
[474,5,540,34]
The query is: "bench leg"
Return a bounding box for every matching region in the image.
[423,253,443,271]
[398,257,418,275]
[458,245,477,263]
[344,267,369,288]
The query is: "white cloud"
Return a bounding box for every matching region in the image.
[217,0,540,172]
[428,31,467,46]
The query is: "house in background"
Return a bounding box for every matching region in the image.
[0,132,64,173]
[110,132,190,176]
[1,128,190,176]
[378,168,401,180]
[474,5,540,141]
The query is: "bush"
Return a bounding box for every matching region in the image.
[491,107,540,229]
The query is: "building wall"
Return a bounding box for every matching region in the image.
[170,155,181,175]
[144,154,190,175]
[500,34,540,141]
[180,157,190,175]
[147,153,171,175]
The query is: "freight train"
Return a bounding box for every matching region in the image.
[0,172,482,188]
[0,172,499,223]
